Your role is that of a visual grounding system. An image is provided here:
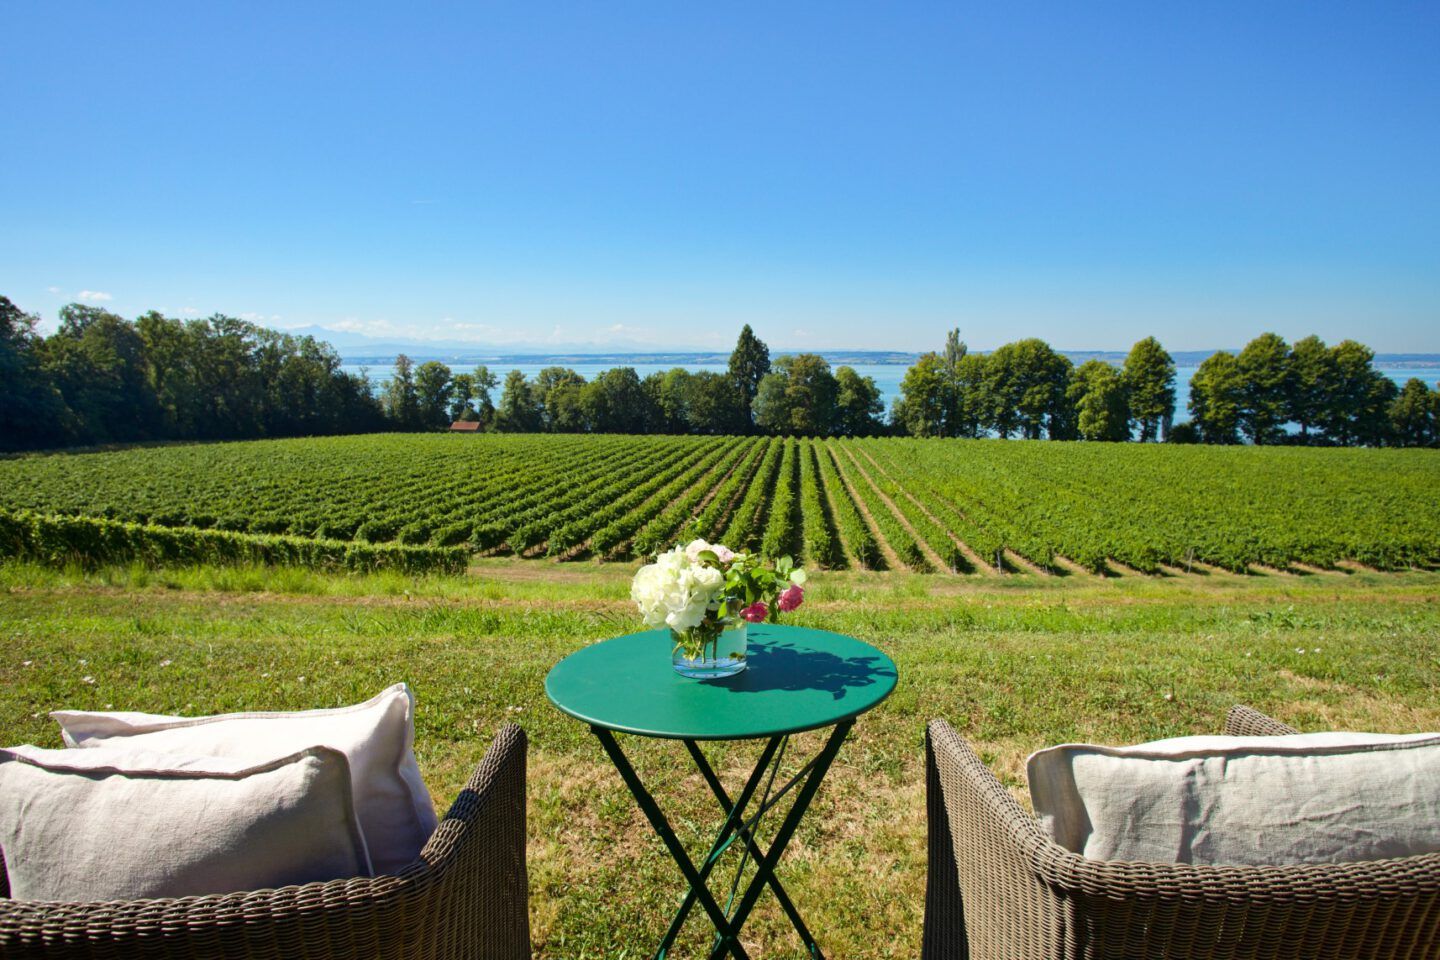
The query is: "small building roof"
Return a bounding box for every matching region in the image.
[449,421,481,432]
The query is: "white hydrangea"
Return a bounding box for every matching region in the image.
[632,546,727,634]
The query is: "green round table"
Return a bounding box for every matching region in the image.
[545,623,898,960]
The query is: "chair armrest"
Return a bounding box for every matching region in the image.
[923,719,1060,960]
[1224,704,1299,736]
[0,723,530,960]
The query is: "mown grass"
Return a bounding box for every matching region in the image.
[2,560,1439,958]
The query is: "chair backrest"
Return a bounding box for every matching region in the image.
[924,713,1440,960]
[0,723,531,960]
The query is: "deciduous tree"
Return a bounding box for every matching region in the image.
[1389,378,1437,447]
[1188,351,1243,444]
[1122,337,1176,441]
[1236,332,1291,444]
[1067,360,1130,441]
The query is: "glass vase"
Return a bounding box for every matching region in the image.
[671,619,748,679]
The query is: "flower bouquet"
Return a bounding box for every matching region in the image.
[631,538,807,678]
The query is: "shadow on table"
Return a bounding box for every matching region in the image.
[706,638,895,701]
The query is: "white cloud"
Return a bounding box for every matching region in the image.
[236,312,283,324]
[329,317,396,335]
[77,290,112,302]
[180,307,200,317]
[46,286,62,294]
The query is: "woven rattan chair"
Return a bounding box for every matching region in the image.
[924,707,1440,959]
[0,723,530,960]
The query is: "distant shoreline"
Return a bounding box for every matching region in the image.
[335,349,1440,369]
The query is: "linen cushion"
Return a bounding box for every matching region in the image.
[1029,731,1440,865]
[53,683,436,874]
[0,743,369,902]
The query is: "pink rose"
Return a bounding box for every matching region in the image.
[713,544,736,563]
[777,584,804,613]
[740,601,768,623]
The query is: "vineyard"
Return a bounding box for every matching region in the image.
[1,434,1437,575]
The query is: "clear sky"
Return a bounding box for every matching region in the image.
[3,2,1437,353]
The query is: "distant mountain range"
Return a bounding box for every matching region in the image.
[284,326,1440,369]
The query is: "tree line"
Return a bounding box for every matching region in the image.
[1,297,385,451]
[893,329,1440,447]
[3,295,1437,451]
[380,325,887,437]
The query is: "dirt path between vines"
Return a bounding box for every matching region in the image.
[852,445,995,576]
[823,444,906,572]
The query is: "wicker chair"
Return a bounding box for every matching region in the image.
[924,707,1440,959]
[0,723,530,960]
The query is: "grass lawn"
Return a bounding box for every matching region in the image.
[3,559,1439,958]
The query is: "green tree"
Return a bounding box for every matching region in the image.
[686,371,746,434]
[381,354,420,428]
[535,367,587,432]
[471,366,498,428]
[42,303,158,443]
[1388,378,1435,448]
[1122,337,1176,441]
[1188,351,1243,444]
[413,361,454,429]
[983,339,1072,439]
[1320,341,1397,446]
[643,368,694,434]
[1286,335,1331,442]
[0,296,67,450]
[891,353,949,438]
[752,353,839,435]
[449,373,477,421]
[1236,332,1291,444]
[727,324,770,430]
[1067,360,1130,441]
[579,367,652,433]
[496,369,542,432]
[833,366,884,436]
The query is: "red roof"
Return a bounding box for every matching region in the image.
[449,421,481,432]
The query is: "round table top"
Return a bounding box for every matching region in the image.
[545,623,898,740]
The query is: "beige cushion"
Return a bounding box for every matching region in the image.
[1029,731,1440,865]
[0,743,370,902]
[53,684,436,874]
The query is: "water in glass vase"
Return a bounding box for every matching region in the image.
[671,620,748,679]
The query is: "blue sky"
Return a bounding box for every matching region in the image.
[3,2,1437,352]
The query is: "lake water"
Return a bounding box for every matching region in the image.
[342,359,1440,422]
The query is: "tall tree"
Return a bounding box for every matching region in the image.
[1286,335,1332,442]
[727,324,770,430]
[1122,337,1176,441]
[496,370,542,432]
[891,353,949,438]
[0,296,67,450]
[686,371,746,434]
[535,366,587,432]
[42,303,158,443]
[983,339,1072,439]
[580,367,652,433]
[754,353,840,436]
[833,366,884,436]
[1389,378,1437,447]
[413,361,454,428]
[643,368,694,434]
[1188,351,1243,444]
[1320,341,1397,446]
[1236,332,1292,444]
[471,365,499,428]
[1067,360,1131,442]
[449,373,477,421]
[381,354,420,428]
